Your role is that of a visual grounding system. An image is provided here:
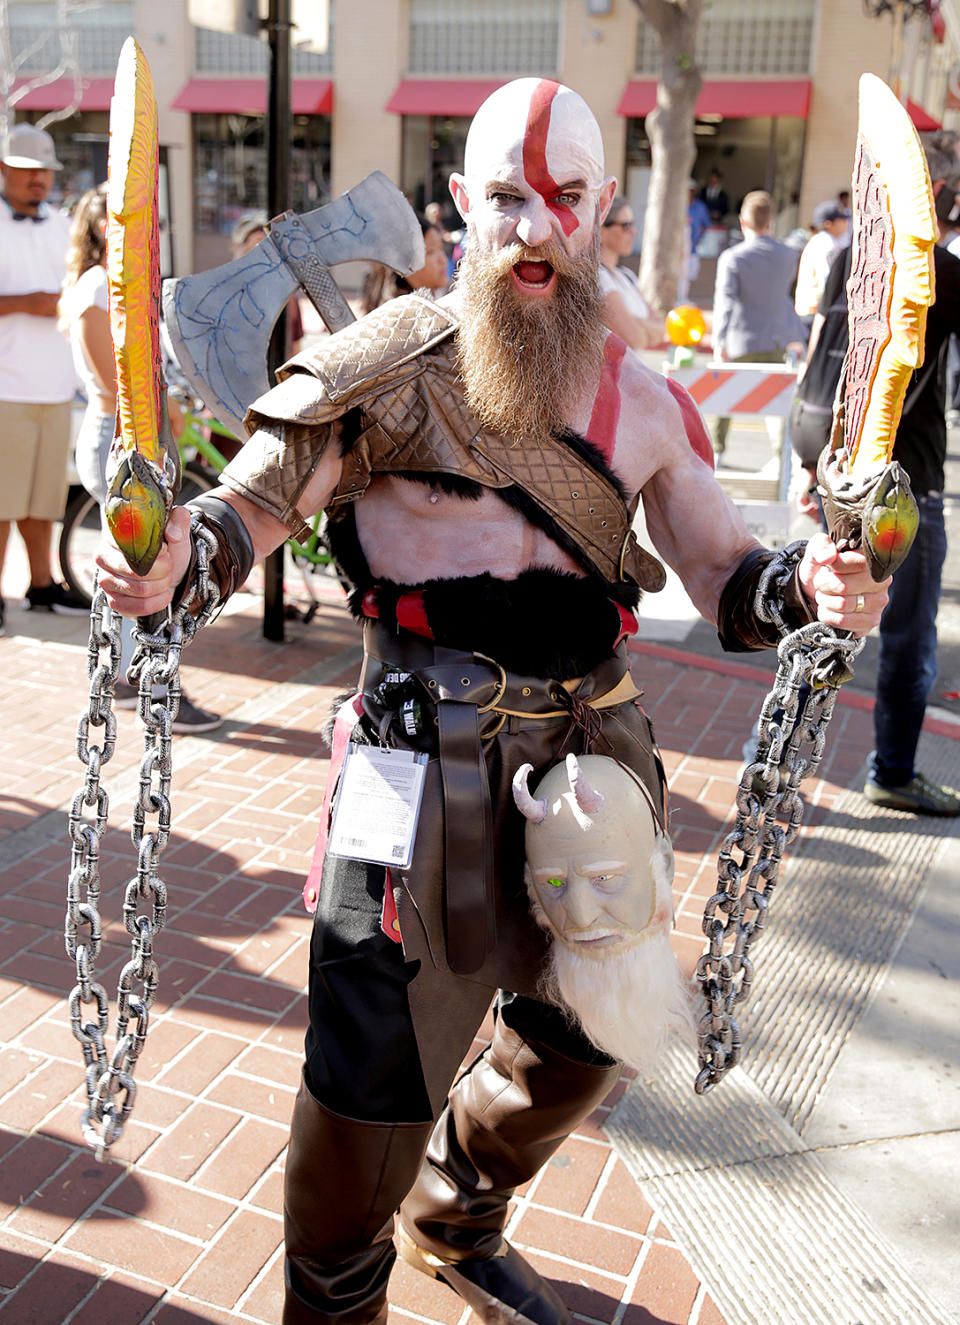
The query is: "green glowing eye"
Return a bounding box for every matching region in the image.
[546,877,564,889]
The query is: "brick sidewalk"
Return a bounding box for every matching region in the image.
[0,582,881,1324]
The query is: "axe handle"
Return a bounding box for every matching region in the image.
[285,251,356,332]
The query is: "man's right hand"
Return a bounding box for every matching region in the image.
[95,505,193,619]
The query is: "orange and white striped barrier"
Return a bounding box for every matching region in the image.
[664,361,800,548]
[663,362,798,417]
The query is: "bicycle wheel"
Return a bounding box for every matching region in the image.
[58,462,219,608]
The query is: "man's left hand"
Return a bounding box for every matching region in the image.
[798,531,889,636]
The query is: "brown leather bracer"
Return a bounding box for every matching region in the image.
[223,294,665,590]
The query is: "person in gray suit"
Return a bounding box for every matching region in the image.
[711,190,808,453]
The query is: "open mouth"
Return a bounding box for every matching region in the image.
[512,259,556,292]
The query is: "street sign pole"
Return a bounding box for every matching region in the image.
[262,0,291,642]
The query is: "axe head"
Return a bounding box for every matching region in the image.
[162,171,425,438]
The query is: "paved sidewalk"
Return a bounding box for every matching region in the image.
[0,568,957,1325]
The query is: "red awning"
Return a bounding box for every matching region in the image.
[171,78,333,115]
[385,79,508,117]
[906,98,941,130]
[618,78,812,119]
[11,77,114,112]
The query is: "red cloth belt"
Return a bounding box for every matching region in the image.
[360,587,638,648]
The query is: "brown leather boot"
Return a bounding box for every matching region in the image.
[398,1016,621,1325]
[284,1073,433,1324]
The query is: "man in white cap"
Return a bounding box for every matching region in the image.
[0,123,86,635]
[95,79,888,1324]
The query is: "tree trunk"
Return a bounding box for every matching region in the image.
[632,0,703,315]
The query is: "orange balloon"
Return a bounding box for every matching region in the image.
[665,305,706,347]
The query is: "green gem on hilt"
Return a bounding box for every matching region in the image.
[546,877,564,889]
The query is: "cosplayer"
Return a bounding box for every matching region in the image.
[96,79,888,1325]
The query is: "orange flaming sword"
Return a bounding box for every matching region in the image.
[817,73,936,583]
[103,37,180,576]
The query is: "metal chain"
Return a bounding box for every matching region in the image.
[694,609,865,1096]
[66,518,220,1157]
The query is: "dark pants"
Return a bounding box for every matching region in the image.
[870,493,947,787]
[283,649,663,1323]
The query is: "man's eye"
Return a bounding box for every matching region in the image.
[489,192,519,205]
[554,192,581,207]
[544,877,565,890]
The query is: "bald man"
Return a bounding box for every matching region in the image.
[96,80,889,1325]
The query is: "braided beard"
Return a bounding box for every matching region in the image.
[454,233,606,442]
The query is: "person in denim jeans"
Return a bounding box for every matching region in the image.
[863,133,960,814]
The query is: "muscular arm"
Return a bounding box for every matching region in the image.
[643,443,758,624]
[94,423,343,619]
[618,368,888,639]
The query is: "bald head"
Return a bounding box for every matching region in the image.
[463,78,605,194]
[449,78,616,258]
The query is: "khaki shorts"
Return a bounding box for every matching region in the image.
[0,400,73,521]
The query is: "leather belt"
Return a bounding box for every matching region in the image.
[362,620,639,975]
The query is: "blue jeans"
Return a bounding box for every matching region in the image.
[870,492,946,787]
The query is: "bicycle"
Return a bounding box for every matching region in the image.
[58,396,343,619]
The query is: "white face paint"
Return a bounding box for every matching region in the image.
[520,756,674,959]
[449,79,616,290]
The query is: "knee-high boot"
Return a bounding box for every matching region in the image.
[397,1017,622,1325]
[284,1073,434,1325]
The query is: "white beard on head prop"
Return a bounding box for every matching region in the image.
[513,753,695,1072]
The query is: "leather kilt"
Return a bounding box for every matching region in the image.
[346,619,667,1002]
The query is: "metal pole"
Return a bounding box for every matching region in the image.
[263,0,292,642]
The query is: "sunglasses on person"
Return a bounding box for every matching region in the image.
[604,218,636,229]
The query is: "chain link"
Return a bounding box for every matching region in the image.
[693,618,865,1095]
[66,518,220,1157]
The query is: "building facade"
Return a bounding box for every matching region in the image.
[6,0,960,281]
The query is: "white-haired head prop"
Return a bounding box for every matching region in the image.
[512,754,694,1071]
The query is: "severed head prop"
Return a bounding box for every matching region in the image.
[513,754,694,1072]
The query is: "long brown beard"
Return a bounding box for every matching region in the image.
[454,233,606,441]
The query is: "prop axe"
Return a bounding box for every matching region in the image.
[162,173,426,438]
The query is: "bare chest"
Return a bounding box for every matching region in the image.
[354,475,584,582]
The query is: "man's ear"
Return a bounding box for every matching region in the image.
[449,173,471,221]
[598,177,618,224]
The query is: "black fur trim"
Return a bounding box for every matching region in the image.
[351,569,635,679]
[554,429,629,503]
[337,408,365,457]
[320,688,360,749]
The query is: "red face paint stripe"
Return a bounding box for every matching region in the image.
[586,336,627,460]
[665,376,715,469]
[522,80,579,237]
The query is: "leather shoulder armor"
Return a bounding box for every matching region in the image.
[243,295,457,432]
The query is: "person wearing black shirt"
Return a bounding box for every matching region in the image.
[792,137,960,814]
[863,137,960,812]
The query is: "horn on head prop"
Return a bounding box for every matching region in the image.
[566,753,604,813]
[512,764,548,823]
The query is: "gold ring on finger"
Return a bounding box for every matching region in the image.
[854,593,865,613]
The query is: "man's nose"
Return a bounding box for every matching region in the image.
[562,880,601,931]
[515,196,556,248]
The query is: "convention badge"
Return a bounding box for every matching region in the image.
[327,743,428,869]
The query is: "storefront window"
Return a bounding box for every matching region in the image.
[20,111,110,208]
[400,114,469,223]
[625,114,806,242]
[191,113,332,267]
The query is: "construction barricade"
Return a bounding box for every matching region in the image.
[663,360,799,548]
